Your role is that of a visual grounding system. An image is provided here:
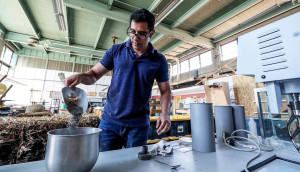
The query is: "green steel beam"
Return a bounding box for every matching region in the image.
[18,48,48,58]
[156,24,213,48]
[161,41,185,55]
[148,0,163,12]
[66,7,74,45]
[4,32,106,56]
[42,45,48,55]
[193,0,261,36]
[91,55,101,60]
[124,24,213,48]
[49,40,106,56]
[154,0,184,27]
[0,23,7,33]
[94,17,107,49]
[17,0,41,39]
[213,2,300,43]
[63,0,214,48]
[17,0,48,54]
[148,1,164,45]
[50,44,104,56]
[17,48,98,65]
[177,47,200,58]
[151,34,164,44]
[11,42,22,51]
[72,61,75,72]
[63,0,128,23]
[47,47,88,57]
[8,53,18,77]
[4,32,33,44]
[107,0,114,10]
[171,0,211,29]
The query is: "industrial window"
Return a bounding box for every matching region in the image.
[0,47,5,61]
[35,68,46,80]
[200,51,212,67]
[180,60,189,74]
[171,64,177,76]
[189,55,200,70]
[0,65,8,75]
[221,40,238,61]
[2,47,12,64]
[0,46,13,75]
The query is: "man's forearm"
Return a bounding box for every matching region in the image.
[160,89,171,116]
[156,81,172,134]
[80,72,98,85]
[80,63,109,85]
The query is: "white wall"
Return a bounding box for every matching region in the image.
[1,64,112,106]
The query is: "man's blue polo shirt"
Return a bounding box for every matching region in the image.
[100,40,169,127]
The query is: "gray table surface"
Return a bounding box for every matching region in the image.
[0,141,299,172]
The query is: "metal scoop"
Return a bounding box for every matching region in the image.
[58,73,88,116]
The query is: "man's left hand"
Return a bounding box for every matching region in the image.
[156,114,171,135]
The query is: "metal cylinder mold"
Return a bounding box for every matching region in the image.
[190,103,216,152]
[214,106,234,141]
[45,127,101,172]
[232,105,247,138]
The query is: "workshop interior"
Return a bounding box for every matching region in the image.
[0,0,300,172]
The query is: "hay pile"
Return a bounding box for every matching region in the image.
[0,113,100,165]
[25,104,44,113]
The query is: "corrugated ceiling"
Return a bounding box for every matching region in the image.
[0,0,299,64]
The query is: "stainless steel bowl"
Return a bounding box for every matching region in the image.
[45,127,101,172]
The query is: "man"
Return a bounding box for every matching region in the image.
[65,9,171,152]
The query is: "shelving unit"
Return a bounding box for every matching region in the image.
[49,99,60,114]
[149,101,161,116]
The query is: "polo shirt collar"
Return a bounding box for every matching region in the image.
[126,40,155,54]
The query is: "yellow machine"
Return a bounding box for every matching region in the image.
[0,75,13,108]
[0,83,6,94]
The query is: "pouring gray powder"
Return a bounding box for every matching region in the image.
[66,98,83,128]
[68,114,82,128]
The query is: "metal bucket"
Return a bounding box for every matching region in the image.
[45,127,101,172]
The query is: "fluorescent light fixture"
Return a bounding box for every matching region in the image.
[52,0,67,31]
[155,0,183,27]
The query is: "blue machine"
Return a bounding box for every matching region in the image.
[237,11,300,152]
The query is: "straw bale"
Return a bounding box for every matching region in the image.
[233,75,266,117]
[0,113,100,165]
[25,104,44,113]
[17,111,51,117]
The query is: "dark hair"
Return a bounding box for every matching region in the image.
[129,8,155,31]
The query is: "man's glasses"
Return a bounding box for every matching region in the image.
[127,27,152,40]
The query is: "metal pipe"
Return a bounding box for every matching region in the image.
[232,105,247,138]
[190,103,215,152]
[214,106,234,141]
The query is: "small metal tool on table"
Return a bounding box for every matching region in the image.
[155,159,181,170]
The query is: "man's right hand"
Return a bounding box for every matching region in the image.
[65,74,83,88]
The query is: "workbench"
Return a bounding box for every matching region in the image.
[0,141,299,172]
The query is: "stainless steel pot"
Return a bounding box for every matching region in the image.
[45,127,101,172]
